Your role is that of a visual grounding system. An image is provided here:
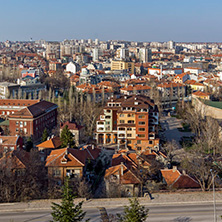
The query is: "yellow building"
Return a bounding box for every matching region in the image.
[111,60,135,73]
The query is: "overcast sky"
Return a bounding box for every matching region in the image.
[0,0,222,42]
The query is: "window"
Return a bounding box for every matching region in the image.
[137,147,141,151]
[16,121,19,126]
[53,169,61,176]
[119,114,125,117]
[127,128,132,131]
[24,128,27,134]
[120,120,125,124]
[138,134,145,138]
[2,111,5,115]
[16,128,19,132]
[138,121,145,125]
[119,128,125,131]
[128,120,134,124]
[137,140,141,144]
[127,140,131,144]
[10,147,14,151]
[119,134,125,137]
[149,141,153,144]
[127,134,132,137]
[138,115,145,119]
[138,128,145,131]
[24,122,27,126]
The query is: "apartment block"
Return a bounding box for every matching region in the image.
[95,95,159,152]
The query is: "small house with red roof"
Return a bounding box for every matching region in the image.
[161,167,200,189]
[45,147,101,183]
[60,121,84,146]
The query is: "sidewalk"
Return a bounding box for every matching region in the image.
[0,191,222,212]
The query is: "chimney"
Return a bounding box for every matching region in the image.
[182,170,186,175]
[120,162,124,176]
[92,144,95,150]
[172,166,177,172]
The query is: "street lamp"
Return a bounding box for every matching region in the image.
[210,169,216,222]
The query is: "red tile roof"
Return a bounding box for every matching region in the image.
[36,136,61,149]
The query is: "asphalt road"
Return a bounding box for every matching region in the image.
[0,202,221,222]
[160,116,193,147]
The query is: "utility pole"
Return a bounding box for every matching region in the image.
[211,169,217,222]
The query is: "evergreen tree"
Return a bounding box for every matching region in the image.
[117,198,149,222]
[51,178,89,222]
[61,125,75,148]
[42,128,49,142]
[25,137,33,152]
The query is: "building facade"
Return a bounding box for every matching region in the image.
[95,95,159,152]
[8,101,58,142]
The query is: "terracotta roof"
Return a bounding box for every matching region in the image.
[161,168,181,186]
[60,121,84,131]
[173,174,200,189]
[192,91,210,97]
[105,164,141,184]
[46,147,100,167]
[161,168,200,189]
[36,136,61,149]
[0,150,30,169]
[0,136,19,146]
[9,100,57,118]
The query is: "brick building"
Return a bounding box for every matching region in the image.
[8,100,58,142]
[95,95,159,152]
[0,99,39,118]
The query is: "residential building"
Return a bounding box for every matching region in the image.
[8,100,58,142]
[0,82,20,99]
[95,95,159,152]
[139,48,152,63]
[36,136,62,161]
[60,121,84,146]
[0,136,23,155]
[45,146,101,183]
[111,60,135,73]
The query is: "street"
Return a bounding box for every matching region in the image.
[0,202,221,222]
[160,116,193,147]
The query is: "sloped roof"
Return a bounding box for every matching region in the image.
[0,136,19,145]
[0,150,30,169]
[45,147,100,167]
[192,91,210,97]
[105,164,141,184]
[161,169,181,186]
[36,136,62,149]
[9,100,57,118]
[161,168,200,189]
[60,121,84,131]
[173,174,200,189]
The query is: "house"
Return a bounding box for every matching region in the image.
[60,121,84,146]
[0,149,30,175]
[45,147,101,183]
[0,136,23,155]
[36,136,62,161]
[105,163,141,197]
[161,167,200,189]
[185,80,206,92]
[173,73,190,84]
[8,100,58,142]
[120,85,151,95]
[192,91,210,100]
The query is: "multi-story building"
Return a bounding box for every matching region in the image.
[8,100,58,142]
[111,60,135,73]
[0,99,39,118]
[139,48,152,63]
[95,95,159,152]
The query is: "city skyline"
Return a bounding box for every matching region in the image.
[0,0,222,42]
